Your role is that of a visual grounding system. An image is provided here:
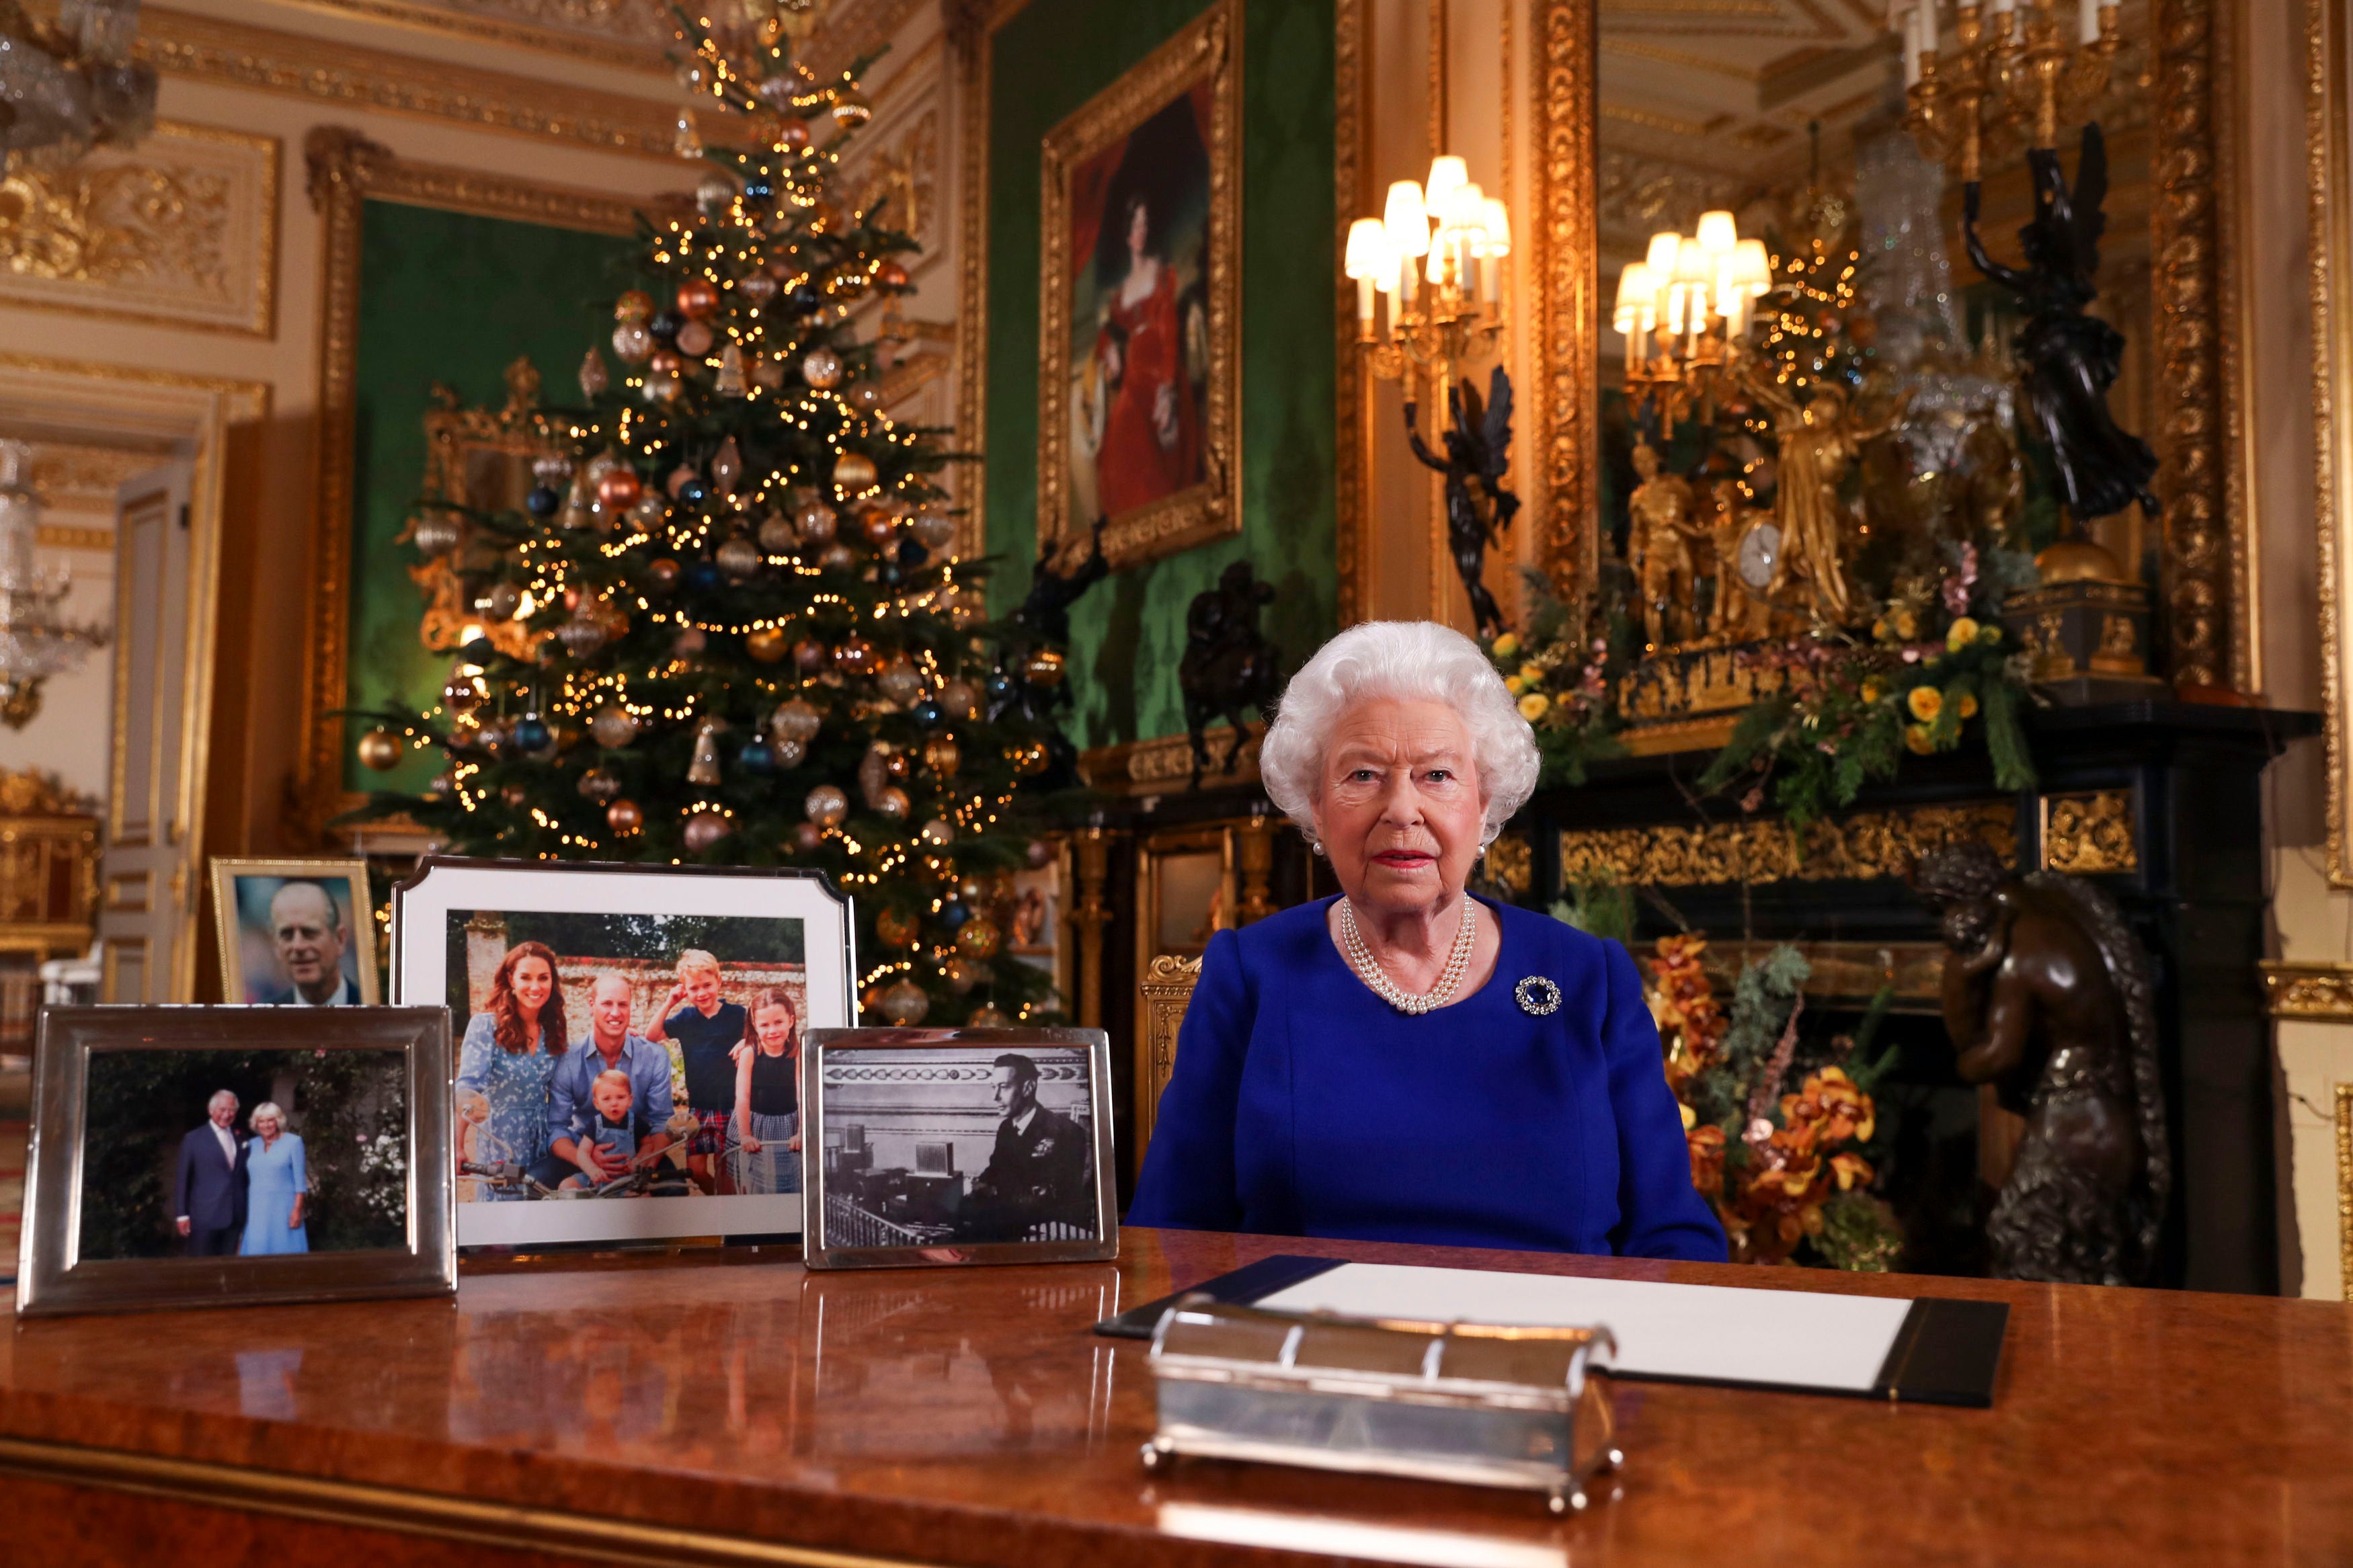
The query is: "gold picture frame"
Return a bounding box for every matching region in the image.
[2312,0,2353,885]
[1033,0,1241,571]
[209,857,382,1007]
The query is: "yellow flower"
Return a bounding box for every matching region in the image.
[1946,616,1980,653]
[1517,692,1552,722]
[1505,675,1526,696]
[1904,723,1936,755]
[1860,678,1885,704]
[1679,1102,1697,1131]
[1893,610,1919,641]
[1958,692,1979,719]
[1519,662,1546,686]
[1978,622,2002,646]
[1906,685,1942,723]
[1491,632,1521,659]
[1871,618,1890,643]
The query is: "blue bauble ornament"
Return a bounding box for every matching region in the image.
[939,900,971,932]
[985,673,1014,701]
[742,177,773,204]
[878,562,902,587]
[738,737,777,775]
[910,700,944,731]
[526,485,560,518]
[461,636,497,665]
[685,560,721,593]
[678,479,708,507]
[896,538,926,567]
[511,714,552,753]
[649,309,682,343]
[787,284,822,317]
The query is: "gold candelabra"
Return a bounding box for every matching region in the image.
[1611,213,1771,428]
[1897,0,2124,179]
[1345,156,1511,391]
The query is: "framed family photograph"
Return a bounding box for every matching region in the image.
[801,1026,1116,1272]
[391,858,856,1249]
[15,1006,454,1317]
[210,857,381,1006]
[1035,0,1240,571]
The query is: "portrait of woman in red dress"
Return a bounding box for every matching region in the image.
[1093,193,1203,514]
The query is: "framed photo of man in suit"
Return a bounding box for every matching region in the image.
[800,1027,1115,1271]
[210,857,380,1006]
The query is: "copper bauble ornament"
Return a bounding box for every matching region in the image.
[577,768,623,802]
[673,624,707,659]
[596,469,642,510]
[875,786,910,821]
[832,452,878,493]
[740,273,779,306]
[777,116,811,151]
[606,797,644,834]
[881,748,912,780]
[611,323,653,364]
[876,259,909,290]
[500,782,529,808]
[631,493,667,530]
[772,737,807,769]
[850,382,884,413]
[944,956,984,994]
[789,821,825,854]
[955,915,1002,960]
[859,506,899,550]
[716,534,762,580]
[834,634,875,674]
[966,1004,1011,1028]
[938,679,980,720]
[683,808,733,852]
[805,784,849,827]
[792,636,828,672]
[757,512,795,552]
[442,676,483,715]
[801,347,844,390]
[918,817,955,847]
[1023,647,1068,688]
[877,977,930,1025]
[675,319,715,358]
[615,289,655,323]
[481,581,522,620]
[676,278,721,319]
[356,728,403,771]
[875,906,920,946]
[922,735,961,776]
[819,541,857,573]
[770,697,823,743]
[876,659,922,706]
[909,511,955,551]
[647,348,684,379]
[590,703,639,748]
[1008,740,1049,776]
[645,558,682,592]
[795,498,837,542]
[746,626,789,663]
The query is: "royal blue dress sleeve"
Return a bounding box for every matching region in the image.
[1597,938,1728,1261]
[1125,926,1253,1231]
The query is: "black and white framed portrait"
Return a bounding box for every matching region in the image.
[801,1027,1115,1271]
[391,857,856,1249]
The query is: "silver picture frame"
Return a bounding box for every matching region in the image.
[801,1026,1118,1271]
[16,1005,456,1317]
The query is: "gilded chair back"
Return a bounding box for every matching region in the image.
[1135,954,1202,1152]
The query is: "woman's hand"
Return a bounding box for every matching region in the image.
[289,1195,305,1229]
[787,1134,802,1153]
[742,1135,762,1154]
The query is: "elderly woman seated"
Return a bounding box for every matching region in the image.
[1128,620,1726,1260]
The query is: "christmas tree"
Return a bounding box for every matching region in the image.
[349,9,1065,1028]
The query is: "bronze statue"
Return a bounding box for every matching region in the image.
[1626,442,1702,649]
[1962,122,2158,525]
[1013,514,1111,646]
[1914,841,2169,1285]
[1404,367,1519,638]
[1176,560,1281,785]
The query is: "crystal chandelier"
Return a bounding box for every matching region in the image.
[0,441,107,729]
[1610,210,1772,425]
[0,0,157,173]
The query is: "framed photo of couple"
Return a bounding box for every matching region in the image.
[390,857,857,1249]
[15,1006,455,1317]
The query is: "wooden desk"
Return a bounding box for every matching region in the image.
[3,1229,2350,1567]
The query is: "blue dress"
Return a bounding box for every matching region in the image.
[456,1012,557,1200]
[1127,897,1727,1261]
[239,1132,310,1255]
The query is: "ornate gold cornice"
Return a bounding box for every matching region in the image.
[1533,0,1599,605]
[136,6,686,161]
[1078,723,1263,795]
[801,0,930,85]
[298,128,643,838]
[2259,960,2353,1021]
[1559,800,2016,888]
[258,0,672,74]
[2152,0,2233,690]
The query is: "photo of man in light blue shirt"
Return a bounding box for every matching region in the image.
[545,973,676,1186]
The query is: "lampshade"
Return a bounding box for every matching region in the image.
[1425,155,1469,211]
[1645,230,1683,279]
[1345,217,1388,278]
[1730,237,1771,296]
[1672,236,1711,284]
[1481,198,1512,257]
[1443,181,1486,233]
[1611,261,1655,334]
[1384,181,1431,255]
[1696,210,1739,255]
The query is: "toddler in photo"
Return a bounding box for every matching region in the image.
[559,1069,643,1190]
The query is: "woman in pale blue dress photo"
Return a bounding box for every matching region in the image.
[238,1101,309,1255]
[454,940,569,1200]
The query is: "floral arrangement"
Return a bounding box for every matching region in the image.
[1646,936,1904,1270]
[1486,569,1628,786]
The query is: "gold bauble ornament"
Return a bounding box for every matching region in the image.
[966,1004,1011,1028]
[922,735,960,776]
[875,906,920,946]
[955,915,1001,960]
[832,452,878,493]
[606,797,644,834]
[356,728,403,771]
[876,977,930,1025]
[746,626,789,663]
[805,784,849,827]
[1023,647,1068,688]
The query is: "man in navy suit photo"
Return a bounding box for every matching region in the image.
[262,881,356,1005]
[174,1089,248,1256]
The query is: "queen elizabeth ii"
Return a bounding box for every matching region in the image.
[1127,620,1726,1260]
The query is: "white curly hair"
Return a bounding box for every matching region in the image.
[1259,620,1539,849]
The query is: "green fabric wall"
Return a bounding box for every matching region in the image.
[984,0,1338,748]
[344,201,638,794]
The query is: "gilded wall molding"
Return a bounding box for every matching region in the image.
[2151,0,2235,691]
[299,128,643,837]
[801,0,932,86]
[2037,789,2139,875]
[1334,0,1365,627]
[1558,800,2017,889]
[1533,0,1599,606]
[260,0,672,73]
[0,121,278,337]
[2258,960,2353,1021]
[2310,0,2353,885]
[947,0,1019,564]
[2338,1081,2352,1298]
[136,6,686,161]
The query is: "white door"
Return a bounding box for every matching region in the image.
[97,462,198,1002]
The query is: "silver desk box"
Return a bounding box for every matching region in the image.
[1141,1294,1622,1514]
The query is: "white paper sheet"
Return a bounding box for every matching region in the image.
[1254,1262,1913,1393]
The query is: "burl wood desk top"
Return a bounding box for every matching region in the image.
[2,1229,2350,1567]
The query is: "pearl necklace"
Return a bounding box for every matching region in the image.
[1339,897,1478,1015]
